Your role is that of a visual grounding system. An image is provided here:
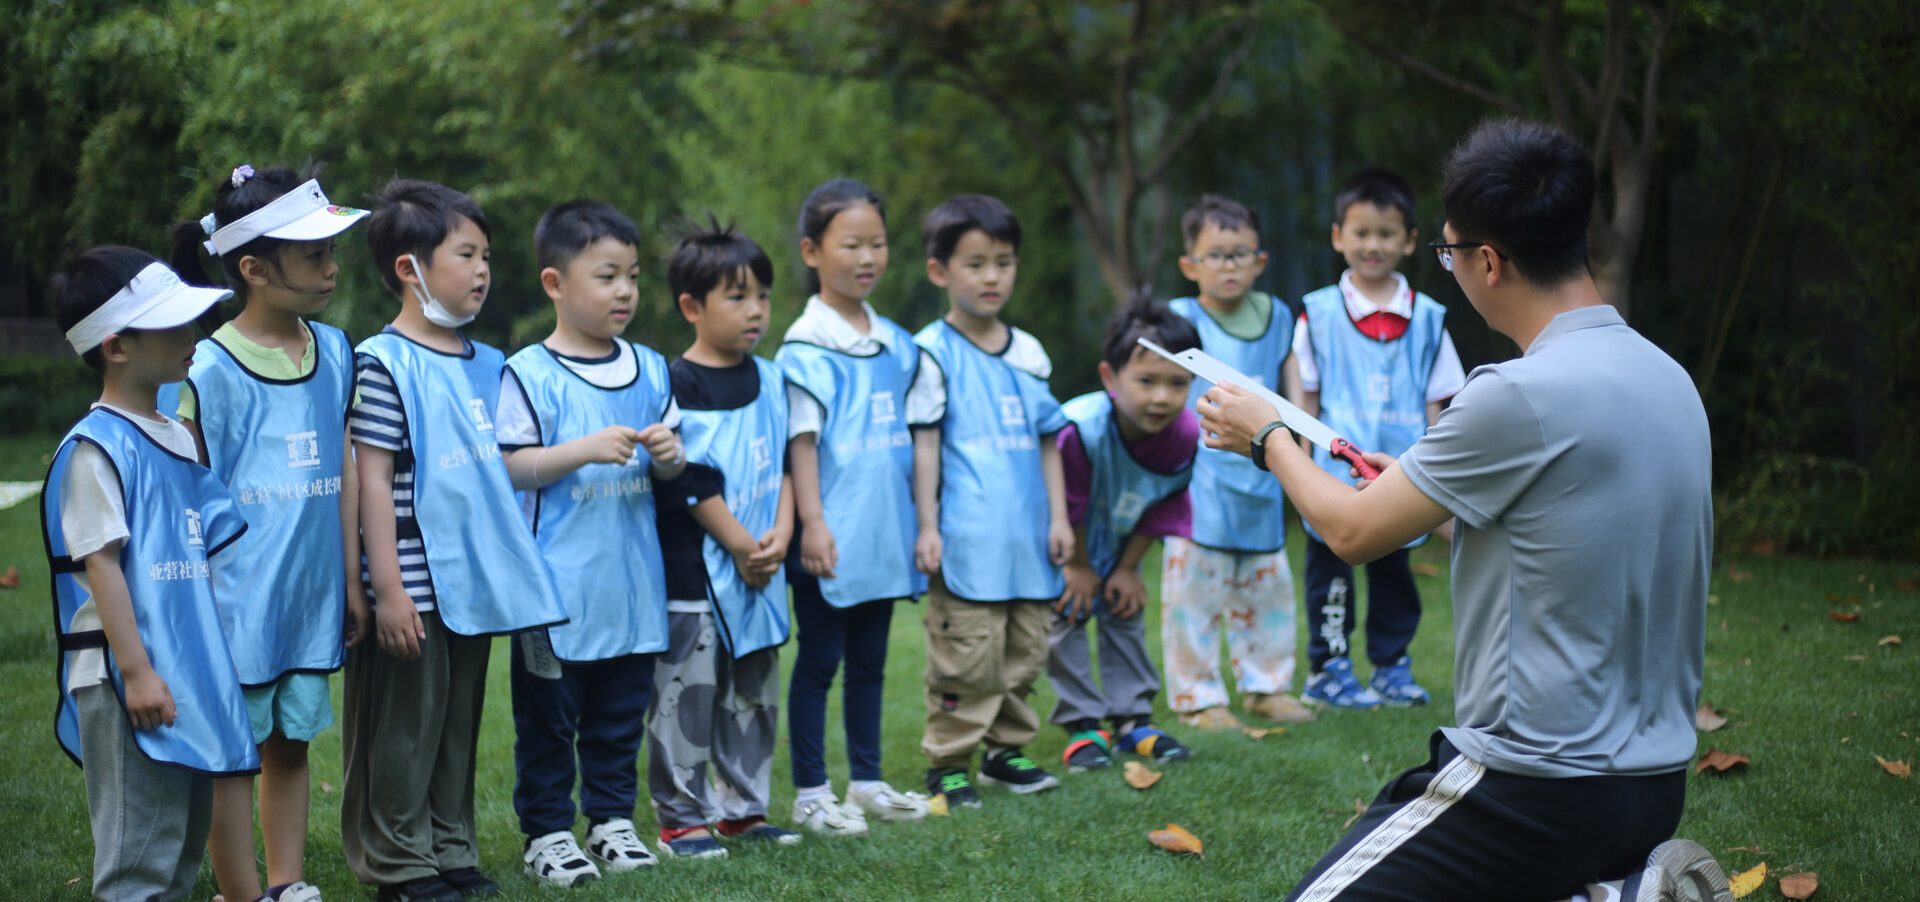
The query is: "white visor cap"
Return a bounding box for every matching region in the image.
[65,263,233,354]
[205,179,369,256]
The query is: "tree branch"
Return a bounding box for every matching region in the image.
[1349,32,1526,117]
[1143,25,1257,185]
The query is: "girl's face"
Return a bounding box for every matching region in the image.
[410,215,491,319]
[244,238,340,317]
[802,202,888,305]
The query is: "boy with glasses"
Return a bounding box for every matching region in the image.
[1161,195,1314,730]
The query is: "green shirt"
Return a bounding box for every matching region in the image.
[176,320,315,421]
[1194,291,1274,342]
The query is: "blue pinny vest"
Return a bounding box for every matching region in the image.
[1301,286,1446,548]
[506,341,673,661]
[355,331,568,635]
[776,318,923,607]
[914,321,1067,602]
[1062,392,1193,577]
[677,357,791,657]
[43,408,259,775]
[1168,295,1294,553]
[172,322,351,685]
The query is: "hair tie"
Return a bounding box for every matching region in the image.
[229,164,256,188]
[199,212,218,237]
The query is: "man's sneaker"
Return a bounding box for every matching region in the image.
[1367,656,1432,706]
[1113,723,1191,762]
[523,832,600,888]
[1177,705,1245,730]
[715,817,802,845]
[437,868,501,898]
[271,882,323,902]
[656,826,728,860]
[844,781,930,821]
[585,818,658,872]
[1062,722,1114,773]
[377,876,461,902]
[1304,657,1385,710]
[976,747,1061,794]
[926,767,982,808]
[1623,839,1735,902]
[793,793,870,836]
[1243,691,1317,723]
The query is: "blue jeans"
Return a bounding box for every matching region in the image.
[787,566,897,788]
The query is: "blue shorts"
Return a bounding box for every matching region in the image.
[243,672,333,744]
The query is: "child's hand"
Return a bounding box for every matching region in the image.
[749,527,789,577]
[343,583,372,649]
[914,529,943,576]
[1104,568,1147,620]
[637,423,683,468]
[375,592,426,660]
[581,425,643,466]
[1048,517,1075,567]
[1055,561,1100,622]
[121,666,176,731]
[799,519,838,579]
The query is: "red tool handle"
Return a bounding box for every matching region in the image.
[1329,438,1381,481]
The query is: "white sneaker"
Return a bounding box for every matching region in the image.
[523,830,600,888]
[1630,839,1734,902]
[585,817,658,872]
[272,882,322,902]
[844,781,930,821]
[792,793,869,836]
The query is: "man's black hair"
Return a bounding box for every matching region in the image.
[1334,168,1416,229]
[668,216,774,304]
[365,179,491,295]
[53,245,161,373]
[1102,298,1201,372]
[1180,194,1261,249]
[922,194,1021,264]
[1442,119,1596,286]
[535,200,640,272]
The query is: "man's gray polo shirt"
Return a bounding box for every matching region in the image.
[1400,304,1711,779]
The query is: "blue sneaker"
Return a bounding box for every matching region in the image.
[1303,657,1384,710]
[1368,656,1432,706]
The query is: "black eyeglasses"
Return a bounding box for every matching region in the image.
[1428,238,1508,272]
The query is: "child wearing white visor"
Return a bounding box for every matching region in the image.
[43,248,259,902]
[160,164,372,902]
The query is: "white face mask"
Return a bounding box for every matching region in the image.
[406,253,477,328]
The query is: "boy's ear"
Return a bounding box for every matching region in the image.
[237,254,273,289]
[925,257,950,289]
[1329,222,1345,253]
[675,291,703,322]
[1176,252,1200,284]
[98,333,131,366]
[394,254,424,289]
[1097,359,1117,394]
[1402,225,1419,253]
[539,266,565,302]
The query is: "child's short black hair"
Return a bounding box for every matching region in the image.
[1180,194,1261,249]
[365,179,491,294]
[167,164,311,295]
[798,179,886,293]
[1442,118,1595,286]
[922,195,1021,264]
[53,245,161,373]
[1102,298,1201,372]
[1334,168,1416,229]
[668,217,774,304]
[535,200,640,272]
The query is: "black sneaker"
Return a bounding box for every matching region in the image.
[977,747,1060,794]
[437,868,501,898]
[926,766,983,808]
[377,875,461,902]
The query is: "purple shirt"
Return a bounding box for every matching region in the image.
[1058,402,1200,540]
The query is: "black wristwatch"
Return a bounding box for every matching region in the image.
[1250,420,1291,473]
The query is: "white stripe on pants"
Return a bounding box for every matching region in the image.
[1159,537,1298,712]
[1293,753,1488,901]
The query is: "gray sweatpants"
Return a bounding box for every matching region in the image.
[647,609,779,829]
[75,681,212,902]
[340,611,491,886]
[1046,607,1160,726]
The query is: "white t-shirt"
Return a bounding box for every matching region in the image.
[782,296,941,437]
[61,404,200,692]
[1293,270,1467,403]
[912,323,1053,423]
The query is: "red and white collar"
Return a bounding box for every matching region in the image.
[1338,270,1413,320]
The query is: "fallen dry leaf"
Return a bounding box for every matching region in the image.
[1695,703,1729,733]
[1147,823,1203,856]
[1843,654,1869,662]
[1727,566,1752,583]
[1708,594,1721,605]
[926,793,950,816]
[0,566,18,589]
[1412,562,1441,577]
[1339,798,1368,830]
[1895,578,1917,592]
[66,877,83,887]
[1726,845,1771,855]
[1874,755,1911,779]
[1728,862,1767,898]
[1695,748,1751,775]
[1241,726,1283,740]
[1879,635,1902,647]
[1779,871,1819,899]
[319,781,333,796]
[1123,760,1163,790]
[1825,593,1860,605]
[1828,611,1860,623]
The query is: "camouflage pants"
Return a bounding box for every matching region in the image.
[646,609,779,829]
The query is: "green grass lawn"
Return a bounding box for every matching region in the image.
[0,431,1914,900]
